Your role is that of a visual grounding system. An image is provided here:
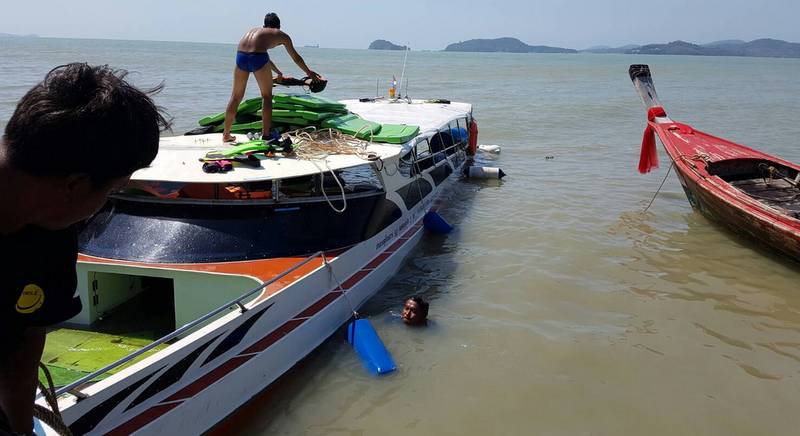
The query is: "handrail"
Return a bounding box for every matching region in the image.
[51,251,324,398]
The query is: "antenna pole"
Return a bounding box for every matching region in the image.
[398,44,409,99]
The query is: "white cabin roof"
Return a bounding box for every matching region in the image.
[342,99,472,134]
[131,134,399,183]
[131,99,472,183]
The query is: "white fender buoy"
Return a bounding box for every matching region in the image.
[478,144,501,153]
[464,165,506,179]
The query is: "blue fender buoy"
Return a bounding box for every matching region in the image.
[347,318,396,375]
[423,211,453,234]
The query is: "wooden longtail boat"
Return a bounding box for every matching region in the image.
[629,64,800,259]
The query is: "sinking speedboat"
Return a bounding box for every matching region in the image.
[36,97,478,435]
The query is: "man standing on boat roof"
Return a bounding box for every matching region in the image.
[0,63,170,435]
[222,12,324,143]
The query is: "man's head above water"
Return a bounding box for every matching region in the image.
[402,296,429,326]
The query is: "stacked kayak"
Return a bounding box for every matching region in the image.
[190,94,420,144]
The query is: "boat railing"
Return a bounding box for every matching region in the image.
[51,250,325,399]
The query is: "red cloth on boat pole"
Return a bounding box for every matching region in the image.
[639,106,667,174]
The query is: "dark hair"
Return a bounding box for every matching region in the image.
[408,296,429,319]
[3,63,171,185]
[264,12,281,29]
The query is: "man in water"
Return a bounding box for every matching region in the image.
[0,63,170,434]
[401,296,429,326]
[222,12,323,143]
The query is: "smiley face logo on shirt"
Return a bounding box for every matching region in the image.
[16,284,45,314]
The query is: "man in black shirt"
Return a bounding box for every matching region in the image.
[0,63,170,434]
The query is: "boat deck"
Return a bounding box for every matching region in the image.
[731,178,800,218]
[43,289,174,387]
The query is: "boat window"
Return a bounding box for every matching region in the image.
[79,191,395,263]
[457,117,470,151]
[280,165,384,199]
[398,150,413,177]
[122,180,274,201]
[429,163,453,186]
[395,178,433,210]
[432,127,456,156]
[413,138,437,173]
[451,119,468,149]
[119,164,383,202]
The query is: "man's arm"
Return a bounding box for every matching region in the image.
[268,61,282,78]
[0,327,45,434]
[279,32,321,80]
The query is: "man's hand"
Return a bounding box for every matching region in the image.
[307,70,323,82]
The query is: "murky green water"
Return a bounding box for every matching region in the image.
[3,37,800,435]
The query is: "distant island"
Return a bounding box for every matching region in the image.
[368,40,407,51]
[444,37,576,54]
[434,36,799,58]
[628,39,800,58]
[0,32,39,38]
[581,39,800,58]
[582,44,641,54]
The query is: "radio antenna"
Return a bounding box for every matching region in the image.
[398,44,409,99]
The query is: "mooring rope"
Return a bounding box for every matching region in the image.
[34,363,73,436]
[642,161,674,214]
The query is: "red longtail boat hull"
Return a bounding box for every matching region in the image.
[649,118,800,259]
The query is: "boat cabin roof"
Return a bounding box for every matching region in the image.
[342,99,473,134]
[131,99,472,184]
[132,135,399,183]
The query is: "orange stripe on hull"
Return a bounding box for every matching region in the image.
[77,254,332,300]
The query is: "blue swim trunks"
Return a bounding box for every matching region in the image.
[236,51,270,72]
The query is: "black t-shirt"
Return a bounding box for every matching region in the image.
[1,226,82,335]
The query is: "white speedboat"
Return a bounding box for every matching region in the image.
[36,98,477,435]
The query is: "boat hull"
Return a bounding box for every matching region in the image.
[652,119,800,260]
[43,161,463,436]
[109,216,427,435]
[674,166,800,258]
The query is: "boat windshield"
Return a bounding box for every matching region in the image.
[79,164,403,263]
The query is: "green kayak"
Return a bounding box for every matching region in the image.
[273,93,347,111]
[322,114,382,139]
[259,109,337,122]
[272,116,311,126]
[199,97,262,126]
[272,102,306,111]
[371,124,421,144]
[214,121,263,133]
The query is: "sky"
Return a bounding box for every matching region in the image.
[1,0,799,50]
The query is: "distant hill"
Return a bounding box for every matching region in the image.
[0,32,39,38]
[702,39,746,48]
[444,37,576,54]
[629,40,714,56]
[368,40,407,51]
[582,44,640,54]
[628,39,800,58]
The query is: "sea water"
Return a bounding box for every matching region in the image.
[3,37,800,435]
